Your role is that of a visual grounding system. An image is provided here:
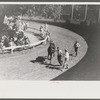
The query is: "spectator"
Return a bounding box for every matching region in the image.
[24,36,30,45]
[12,23,17,31]
[45,23,48,32]
[0,41,5,53]
[24,22,28,30]
[56,47,63,66]
[74,41,80,57]
[63,49,69,69]
[9,38,15,47]
[0,41,4,49]
[46,31,51,42]
[40,26,44,37]
[22,22,26,31]
[3,35,9,47]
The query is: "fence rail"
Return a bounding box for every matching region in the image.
[0,36,48,54]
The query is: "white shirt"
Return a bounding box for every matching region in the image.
[40,27,44,33]
[45,24,48,31]
[76,43,80,48]
[65,52,69,61]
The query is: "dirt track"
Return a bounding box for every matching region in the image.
[0,21,88,80]
[53,24,100,80]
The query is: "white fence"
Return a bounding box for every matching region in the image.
[2,19,50,54]
[0,36,48,54]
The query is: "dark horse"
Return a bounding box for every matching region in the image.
[47,41,56,64]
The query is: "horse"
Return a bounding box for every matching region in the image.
[47,41,56,64]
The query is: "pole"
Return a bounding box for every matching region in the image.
[98,7,100,23]
[59,5,61,20]
[71,5,74,22]
[84,5,88,21]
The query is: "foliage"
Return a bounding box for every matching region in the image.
[42,5,62,21]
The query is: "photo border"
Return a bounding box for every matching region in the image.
[0,0,100,99]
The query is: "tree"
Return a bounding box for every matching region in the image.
[43,5,62,21]
[52,5,62,21]
[43,5,53,18]
[0,5,7,26]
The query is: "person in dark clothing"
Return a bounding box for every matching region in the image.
[12,23,17,31]
[74,41,80,56]
[40,26,44,37]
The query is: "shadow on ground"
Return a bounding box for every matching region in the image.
[25,18,100,80]
[30,56,62,71]
[45,64,62,71]
[30,56,47,64]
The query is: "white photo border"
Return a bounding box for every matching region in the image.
[0,1,100,99]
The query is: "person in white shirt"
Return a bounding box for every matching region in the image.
[56,47,63,66]
[9,38,16,47]
[63,49,69,69]
[46,31,51,42]
[18,21,22,32]
[45,23,48,32]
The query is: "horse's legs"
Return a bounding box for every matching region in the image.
[48,53,50,60]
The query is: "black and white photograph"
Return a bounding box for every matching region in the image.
[0,2,100,80]
[1,1,100,99]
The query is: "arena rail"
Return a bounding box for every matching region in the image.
[0,36,48,54]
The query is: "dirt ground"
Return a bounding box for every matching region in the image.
[0,21,88,80]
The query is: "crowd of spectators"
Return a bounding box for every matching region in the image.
[0,16,30,51]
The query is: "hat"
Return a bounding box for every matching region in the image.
[65,49,68,52]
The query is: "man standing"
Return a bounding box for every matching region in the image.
[45,23,48,32]
[63,49,69,69]
[46,31,51,42]
[56,47,63,66]
[74,41,80,57]
[40,26,44,37]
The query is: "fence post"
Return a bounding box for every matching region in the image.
[11,48,13,54]
[71,5,74,23]
[84,5,88,21]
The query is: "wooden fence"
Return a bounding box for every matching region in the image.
[0,36,48,54]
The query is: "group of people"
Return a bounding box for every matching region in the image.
[39,23,80,69]
[4,15,28,32]
[47,41,69,69]
[2,16,81,70]
[47,40,80,69]
[0,16,30,52]
[18,20,28,32]
[39,23,81,69]
[40,23,50,41]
